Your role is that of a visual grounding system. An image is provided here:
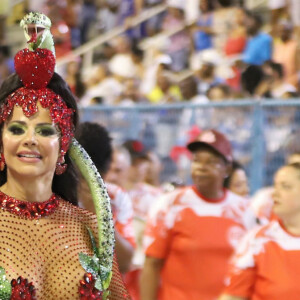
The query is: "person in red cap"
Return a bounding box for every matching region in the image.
[140,129,255,300]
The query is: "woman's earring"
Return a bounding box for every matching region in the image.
[55,156,67,175]
[0,153,5,171]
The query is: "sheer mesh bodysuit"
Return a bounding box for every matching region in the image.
[0,199,131,299]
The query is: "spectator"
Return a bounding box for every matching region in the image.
[220,163,300,300]
[147,73,182,103]
[65,0,82,48]
[213,0,238,52]
[144,0,165,36]
[240,64,264,96]
[117,78,147,105]
[179,75,208,103]
[191,0,214,54]
[97,0,120,32]
[194,50,225,95]
[288,0,300,45]
[76,122,135,274]
[268,0,288,36]
[81,38,139,106]
[79,64,110,106]
[223,7,247,90]
[224,160,250,198]
[45,0,72,58]
[242,11,273,66]
[141,129,255,300]
[140,53,172,95]
[256,60,297,98]
[161,0,190,72]
[0,45,14,87]
[224,7,247,57]
[65,59,86,100]
[273,20,299,88]
[206,84,232,101]
[0,0,9,44]
[79,0,97,44]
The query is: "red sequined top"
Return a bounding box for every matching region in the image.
[0,196,131,299]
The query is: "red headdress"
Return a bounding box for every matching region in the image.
[0,41,75,173]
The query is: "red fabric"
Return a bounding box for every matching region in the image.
[144,187,251,300]
[224,221,300,299]
[224,36,247,56]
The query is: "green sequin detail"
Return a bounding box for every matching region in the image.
[0,267,11,300]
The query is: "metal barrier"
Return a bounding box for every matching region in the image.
[79,100,300,194]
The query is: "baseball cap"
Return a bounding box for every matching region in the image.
[187,129,233,163]
[122,139,149,160]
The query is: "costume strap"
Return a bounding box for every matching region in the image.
[69,138,114,296]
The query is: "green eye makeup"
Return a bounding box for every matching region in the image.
[35,125,59,137]
[7,124,25,135]
[6,122,60,137]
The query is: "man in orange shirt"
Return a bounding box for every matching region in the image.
[140,129,255,300]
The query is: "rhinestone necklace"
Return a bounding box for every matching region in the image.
[0,190,60,219]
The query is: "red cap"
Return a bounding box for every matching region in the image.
[122,139,149,160]
[186,129,232,162]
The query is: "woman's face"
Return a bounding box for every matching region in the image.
[235,8,245,26]
[272,166,300,218]
[191,148,228,189]
[229,168,249,197]
[2,102,60,178]
[199,0,208,12]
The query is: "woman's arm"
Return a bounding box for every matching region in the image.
[140,255,164,300]
[114,229,134,273]
[218,294,248,300]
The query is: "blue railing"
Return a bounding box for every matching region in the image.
[79,99,300,194]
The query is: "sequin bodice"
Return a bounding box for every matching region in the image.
[0,199,131,299]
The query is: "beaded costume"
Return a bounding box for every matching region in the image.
[0,197,129,299]
[0,12,131,300]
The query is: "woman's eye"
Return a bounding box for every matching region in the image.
[36,127,57,137]
[8,125,25,135]
[282,184,292,190]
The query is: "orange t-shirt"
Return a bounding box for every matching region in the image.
[223,220,300,299]
[144,186,254,300]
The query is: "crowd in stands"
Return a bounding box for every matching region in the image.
[1,0,300,105]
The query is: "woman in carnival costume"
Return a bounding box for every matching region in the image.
[0,12,131,300]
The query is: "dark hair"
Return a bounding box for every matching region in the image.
[224,160,244,188]
[241,65,264,95]
[270,61,284,79]
[75,122,112,175]
[217,0,232,7]
[0,45,11,57]
[245,11,263,28]
[0,72,79,205]
[206,84,232,99]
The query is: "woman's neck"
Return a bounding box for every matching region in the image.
[1,173,53,203]
[281,214,300,235]
[194,184,225,200]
